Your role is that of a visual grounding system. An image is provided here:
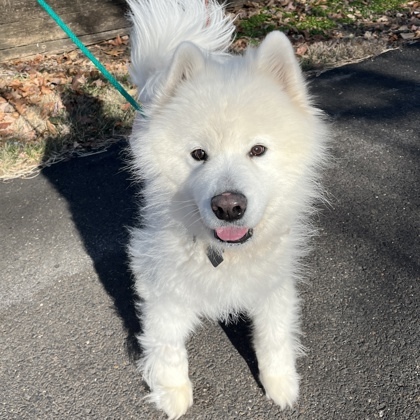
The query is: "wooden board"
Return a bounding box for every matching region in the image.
[0,0,130,62]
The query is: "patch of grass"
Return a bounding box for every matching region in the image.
[238,13,276,38]
[294,15,337,34]
[232,0,414,74]
[236,0,409,40]
[337,0,405,16]
[299,37,391,72]
[0,138,46,179]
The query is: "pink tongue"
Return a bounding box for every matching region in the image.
[215,227,249,242]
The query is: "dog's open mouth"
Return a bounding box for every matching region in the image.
[214,227,253,244]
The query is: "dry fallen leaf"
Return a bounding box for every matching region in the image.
[0,121,13,130]
[296,43,309,56]
[400,32,415,39]
[41,86,53,95]
[46,120,58,135]
[104,48,125,57]
[13,99,27,115]
[71,73,87,91]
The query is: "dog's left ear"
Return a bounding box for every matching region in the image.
[160,41,206,103]
[256,32,309,108]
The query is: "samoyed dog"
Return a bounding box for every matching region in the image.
[127,0,327,418]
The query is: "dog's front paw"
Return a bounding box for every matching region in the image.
[260,371,299,410]
[152,381,193,420]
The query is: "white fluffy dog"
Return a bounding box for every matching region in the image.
[127,1,327,418]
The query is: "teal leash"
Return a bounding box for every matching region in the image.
[37,0,143,114]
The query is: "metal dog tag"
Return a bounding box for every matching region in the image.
[206,246,224,267]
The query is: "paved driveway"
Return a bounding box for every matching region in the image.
[1,44,419,419]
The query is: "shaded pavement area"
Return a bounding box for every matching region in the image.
[1,44,419,419]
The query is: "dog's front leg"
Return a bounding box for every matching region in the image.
[138,298,197,419]
[251,281,302,410]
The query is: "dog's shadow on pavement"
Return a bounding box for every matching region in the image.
[220,318,262,388]
[41,91,143,362]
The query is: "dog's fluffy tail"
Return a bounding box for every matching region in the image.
[127,0,235,103]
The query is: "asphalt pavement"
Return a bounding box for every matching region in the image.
[1,43,419,419]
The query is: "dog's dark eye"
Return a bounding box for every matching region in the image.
[191,149,208,162]
[249,145,266,157]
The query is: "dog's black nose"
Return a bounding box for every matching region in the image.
[211,192,247,221]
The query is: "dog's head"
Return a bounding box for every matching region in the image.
[130,32,327,250]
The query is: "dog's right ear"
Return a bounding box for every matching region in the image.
[159,41,205,102]
[256,31,309,109]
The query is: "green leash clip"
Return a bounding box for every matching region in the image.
[37,0,143,114]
